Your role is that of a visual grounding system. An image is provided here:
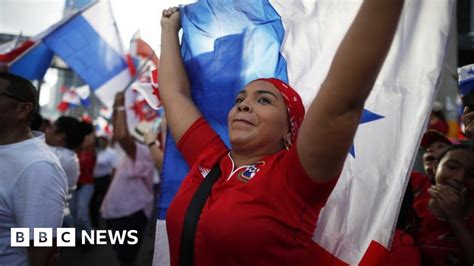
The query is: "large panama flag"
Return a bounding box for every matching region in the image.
[154,0,455,265]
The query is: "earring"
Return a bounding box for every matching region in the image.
[284,138,292,150]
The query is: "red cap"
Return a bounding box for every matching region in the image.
[256,78,305,145]
[420,130,457,149]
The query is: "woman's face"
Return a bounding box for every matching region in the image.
[81,132,96,150]
[44,122,64,147]
[435,149,474,192]
[227,80,289,152]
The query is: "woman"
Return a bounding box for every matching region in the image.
[160,0,404,265]
[74,124,96,238]
[91,136,117,228]
[45,116,91,227]
[100,92,156,266]
[416,144,474,265]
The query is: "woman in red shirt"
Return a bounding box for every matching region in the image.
[159,0,404,265]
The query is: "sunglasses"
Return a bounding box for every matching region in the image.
[0,91,28,102]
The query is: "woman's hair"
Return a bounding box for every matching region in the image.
[55,116,94,150]
[437,142,474,162]
[30,112,43,131]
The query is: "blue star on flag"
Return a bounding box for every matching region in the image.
[350,109,384,157]
[468,68,474,75]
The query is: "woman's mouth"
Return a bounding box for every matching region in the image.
[233,119,254,126]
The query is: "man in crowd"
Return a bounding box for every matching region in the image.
[0,73,67,266]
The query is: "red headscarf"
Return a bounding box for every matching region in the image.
[256,78,305,145]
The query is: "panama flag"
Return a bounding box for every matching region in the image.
[56,85,91,112]
[0,31,54,80]
[42,0,131,110]
[154,0,454,265]
[0,0,130,110]
[133,67,161,110]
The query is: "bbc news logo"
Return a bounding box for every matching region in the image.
[11,228,138,247]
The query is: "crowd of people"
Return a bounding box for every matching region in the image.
[1,0,474,265]
[0,72,164,266]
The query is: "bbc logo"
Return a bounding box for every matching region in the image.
[11,228,76,247]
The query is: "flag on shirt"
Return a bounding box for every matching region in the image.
[154,0,454,265]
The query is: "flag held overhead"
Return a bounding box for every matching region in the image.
[154,0,455,265]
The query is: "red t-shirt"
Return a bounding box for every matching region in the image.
[410,171,432,217]
[416,201,474,266]
[77,150,96,185]
[166,118,337,266]
[386,229,421,266]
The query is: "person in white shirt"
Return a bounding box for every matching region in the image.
[101,91,155,266]
[0,72,68,266]
[91,136,117,228]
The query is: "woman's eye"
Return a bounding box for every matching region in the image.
[257,97,271,104]
[446,164,458,170]
[235,98,243,104]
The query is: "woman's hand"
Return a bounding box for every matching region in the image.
[428,185,465,222]
[161,7,181,31]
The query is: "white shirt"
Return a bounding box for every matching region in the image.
[49,146,80,191]
[93,147,117,178]
[100,143,155,219]
[0,133,67,266]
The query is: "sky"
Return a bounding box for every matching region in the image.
[0,0,196,52]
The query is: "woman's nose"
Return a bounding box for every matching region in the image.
[237,102,251,112]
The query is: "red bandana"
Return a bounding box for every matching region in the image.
[256,78,305,145]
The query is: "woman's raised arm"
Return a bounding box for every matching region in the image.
[159,7,202,143]
[297,0,405,183]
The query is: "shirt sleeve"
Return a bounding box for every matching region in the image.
[64,155,80,190]
[280,145,338,204]
[177,118,225,166]
[11,161,67,239]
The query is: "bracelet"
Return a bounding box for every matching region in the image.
[147,141,157,148]
[114,106,126,112]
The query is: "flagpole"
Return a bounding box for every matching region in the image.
[122,51,156,92]
[13,31,23,49]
